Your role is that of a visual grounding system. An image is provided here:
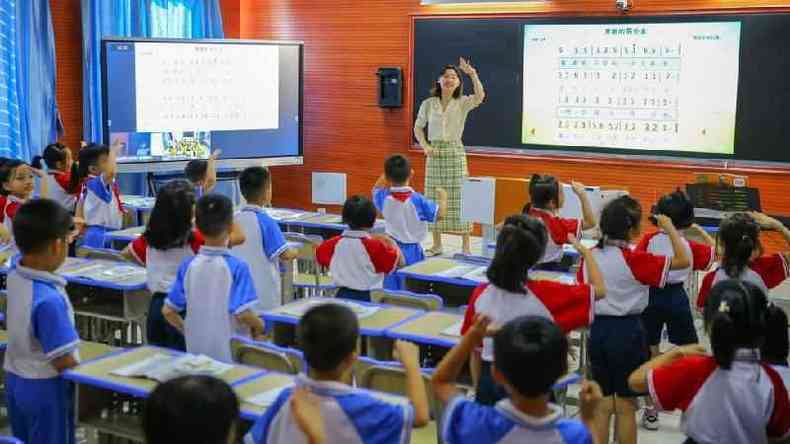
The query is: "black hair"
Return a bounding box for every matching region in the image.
[597,195,643,248]
[73,144,109,193]
[298,304,359,372]
[342,195,376,230]
[718,213,762,279]
[32,143,69,171]
[144,180,197,250]
[762,304,789,366]
[143,375,239,444]
[195,194,234,238]
[487,214,547,293]
[704,279,768,370]
[0,159,26,196]
[430,65,463,99]
[652,189,695,230]
[185,159,208,184]
[384,154,411,185]
[494,316,568,397]
[13,198,74,255]
[523,174,561,213]
[238,166,271,202]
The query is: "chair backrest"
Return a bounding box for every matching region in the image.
[370,289,442,311]
[284,232,322,261]
[358,361,437,416]
[76,246,125,262]
[231,337,303,374]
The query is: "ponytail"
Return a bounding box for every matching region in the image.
[704,279,768,370]
[71,144,108,193]
[597,195,642,248]
[487,214,548,292]
[762,304,789,366]
[719,213,761,279]
[527,174,560,211]
[31,156,44,170]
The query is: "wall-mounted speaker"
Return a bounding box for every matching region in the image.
[377,67,402,108]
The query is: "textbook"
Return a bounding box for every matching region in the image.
[110,353,232,383]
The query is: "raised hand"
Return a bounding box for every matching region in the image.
[393,340,421,368]
[571,181,586,196]
[654,214,676,232]
[749,211,782,230]
[458,57,476,75]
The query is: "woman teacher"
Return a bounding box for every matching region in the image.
[414,58,485,255]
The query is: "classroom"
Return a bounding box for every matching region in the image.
[0,0,789,443]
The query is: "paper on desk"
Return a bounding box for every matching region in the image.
[435,264,479,279]
[111,353,232,382]
[461,266,488,283]
[245,384,295,407]
[100,265,146,280]
[440,320,463,338]
[281,299,380,319]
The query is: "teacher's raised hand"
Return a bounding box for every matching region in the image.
[458,57,476,76]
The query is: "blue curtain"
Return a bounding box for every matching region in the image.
[81,0,225,143]
[0,0,60,161]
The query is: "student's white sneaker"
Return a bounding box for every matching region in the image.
[641,407,660,431]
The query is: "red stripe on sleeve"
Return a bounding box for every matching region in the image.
[527,280,594,333]
[461,284,487,335]
[129,236,148,264]
[648,355,717,412]
[360,237,399,274]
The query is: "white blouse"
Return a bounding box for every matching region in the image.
[415,95,482,144]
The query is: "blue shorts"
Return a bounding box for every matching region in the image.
[336,287,371,302]
[82,225,111,249]
[384,241,424,290]
[590,315,649,397]
[642,283,698,347]
[6,373,75,444]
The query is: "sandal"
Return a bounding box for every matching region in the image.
[425,247,444,257]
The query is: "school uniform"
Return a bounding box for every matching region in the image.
[372,186,438,289]
[316,230,399,302]
[4,261,80,444]
[697,253,790,310]
[578,240,670,397]
[2,195,24,251]
[129,230,204,350]
[165,246,259,363]
[79,175,124,248]
[527,208,582,269]
[461,280,594,405]
[771,364,790,389]
[231,205,289,310]
[648,350,790,444]
[637,231,714,346]
[244,373,414,444]
[442,396,592,444]
[45,171,77,212]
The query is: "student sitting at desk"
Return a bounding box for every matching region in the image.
[373,154,447,289]
[433,315,603,444]
[523,174,596,270]
[163,194,264,363]
[5,199,80,444]
[245,304,429,444]
[697,212,790,310]
[184,150,220,198]
[232,166,298,310]
[316,195,403,302]
[0,160,48,251]
[32,142,79,212]
[75,141,124,248]
[462,214,606,406]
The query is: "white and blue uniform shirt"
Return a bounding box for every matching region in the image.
[372,186,438,245]
[80,175,123,230]
[442,395,592,444]
[165,246,259,363]
[129,230,204,294]
[244,374,414,444]
[4,262,80,379]
[231,205,289,310]
[45,171,77,212]
[2,195,24,252]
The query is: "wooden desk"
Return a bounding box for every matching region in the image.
[235,372,295,421]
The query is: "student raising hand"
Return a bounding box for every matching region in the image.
[290,387,325,444]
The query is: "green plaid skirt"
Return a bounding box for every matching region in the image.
[425,140,471,234]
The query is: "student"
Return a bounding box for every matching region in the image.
[522,174,596,268]
[231,166,298,310]
[372,154,447,289]
[316,195,403,302]
[1,160,48,249]
[635,190,715,430]
[433,315,603,444]
[461,214,606,405]
[762,303,790,388]
[122,180,204,350]
[162,194,263,363]
[32,143,78,212]
[697,212,790,310]
[578,196,690,444]
[629,280,790,444]
[0,157,10,243]
[4,199,79,444]
[144,375,240,444]
[184,150,220,197]
[244,304,429,444]
[75,141,124,248]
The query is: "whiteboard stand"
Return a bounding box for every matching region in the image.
[461,177,496,257]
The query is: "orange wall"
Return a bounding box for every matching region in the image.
[49,0,790,250]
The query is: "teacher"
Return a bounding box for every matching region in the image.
[414,57,485,256]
